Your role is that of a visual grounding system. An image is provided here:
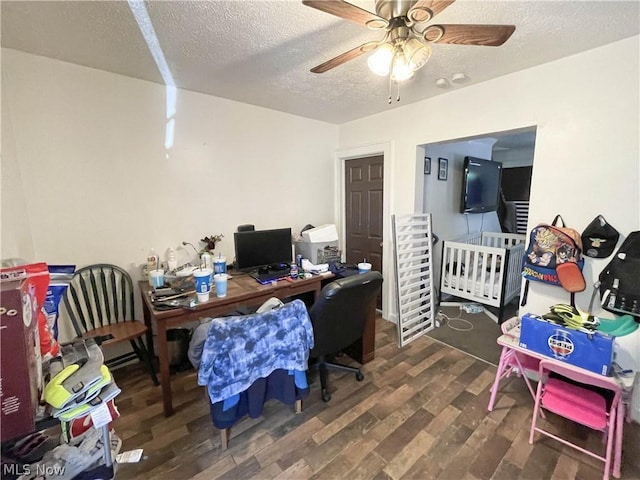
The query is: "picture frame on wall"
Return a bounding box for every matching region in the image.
[438,158,448,181]
[424,156,431,175]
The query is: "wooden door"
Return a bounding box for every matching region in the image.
[345,155,384,308]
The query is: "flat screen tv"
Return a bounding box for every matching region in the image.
[234,228,292,271]
[460,157,503,214]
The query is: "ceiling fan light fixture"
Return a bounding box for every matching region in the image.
[404,38,431,71]
[367,43,394,76]
[390,52,414,82]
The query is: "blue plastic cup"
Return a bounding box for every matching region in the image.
[358,262,372,274]
[214,274,228,298]
[149,269,164,289]
[213,257,227,275]
[193,268,213,294]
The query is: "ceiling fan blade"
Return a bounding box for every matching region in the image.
[408,0,456,23]
[302,0,386,27]
[310,43,373,73]
[425,24,516,46]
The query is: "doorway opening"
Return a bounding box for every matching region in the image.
[421,126,536,287]
[336,142,392,321]
[421,126,537,363]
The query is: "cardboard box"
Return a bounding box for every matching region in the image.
[519,313,614,376]
[0,265,47,441]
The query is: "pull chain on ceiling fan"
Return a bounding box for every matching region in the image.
[302,0,515,103]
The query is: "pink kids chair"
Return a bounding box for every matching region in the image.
[488,318,541,411]
[529,359,622,480]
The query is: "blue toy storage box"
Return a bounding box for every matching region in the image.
[519,313,614,376]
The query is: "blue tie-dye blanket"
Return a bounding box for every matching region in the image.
[198,299,314,404]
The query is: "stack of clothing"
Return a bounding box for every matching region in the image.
[191,298,313,429]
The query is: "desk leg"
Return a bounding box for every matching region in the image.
[141,298,156,366]
[157,319,173,416]
[361,306,375,364]
[488,346,510,411]
[613,401,623,478]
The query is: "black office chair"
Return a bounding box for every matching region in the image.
[308,271,383,402]
[63,264,159,386]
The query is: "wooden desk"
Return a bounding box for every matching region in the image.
[139,272,375,416]
[489,333,635,478]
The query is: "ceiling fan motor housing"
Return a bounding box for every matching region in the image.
[375,0,416,19]
[389,19,412,43]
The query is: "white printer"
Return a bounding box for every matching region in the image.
[295,224,340,264]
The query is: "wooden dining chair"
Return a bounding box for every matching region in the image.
[63,264,158,386]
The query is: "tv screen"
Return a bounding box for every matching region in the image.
[234,228,292,271]
[460,157,503,214]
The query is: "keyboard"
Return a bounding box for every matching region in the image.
[251,269,291,284]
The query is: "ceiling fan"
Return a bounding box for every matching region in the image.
[303,0,515,90]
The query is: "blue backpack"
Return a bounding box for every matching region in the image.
[521,215,585,306]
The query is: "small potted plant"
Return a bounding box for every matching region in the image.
[200,234,224,254]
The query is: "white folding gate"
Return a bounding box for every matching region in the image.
[392,213,436,347]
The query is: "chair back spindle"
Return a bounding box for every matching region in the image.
[64,264,135,335]
[62,263,158,386]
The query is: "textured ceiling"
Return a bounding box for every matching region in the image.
[2,1,639,124]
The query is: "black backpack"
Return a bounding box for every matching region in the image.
[599,231,640,318]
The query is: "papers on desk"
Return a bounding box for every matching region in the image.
[153,297,198,310]
[301,259,329,274]
[151,288,197,310]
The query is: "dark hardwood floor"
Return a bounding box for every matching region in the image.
[112,317,640,480]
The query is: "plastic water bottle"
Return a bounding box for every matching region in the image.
[167,248,177,272]
[147,248,158,285]
[463,303,484,314]
[201,252,213,271]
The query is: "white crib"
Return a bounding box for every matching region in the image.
[439,232,526,322]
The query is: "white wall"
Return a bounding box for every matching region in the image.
[1,49,338,340]
[337,36,640,420]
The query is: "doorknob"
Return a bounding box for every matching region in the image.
[380,242,383,248]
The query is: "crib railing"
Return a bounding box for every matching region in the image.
[503,242,526,303]
[441,242,506,307]
[440,232,526,314]
[449,232,525,249]
[481,232,526,249]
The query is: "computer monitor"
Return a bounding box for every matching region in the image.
[233,228,293,272]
